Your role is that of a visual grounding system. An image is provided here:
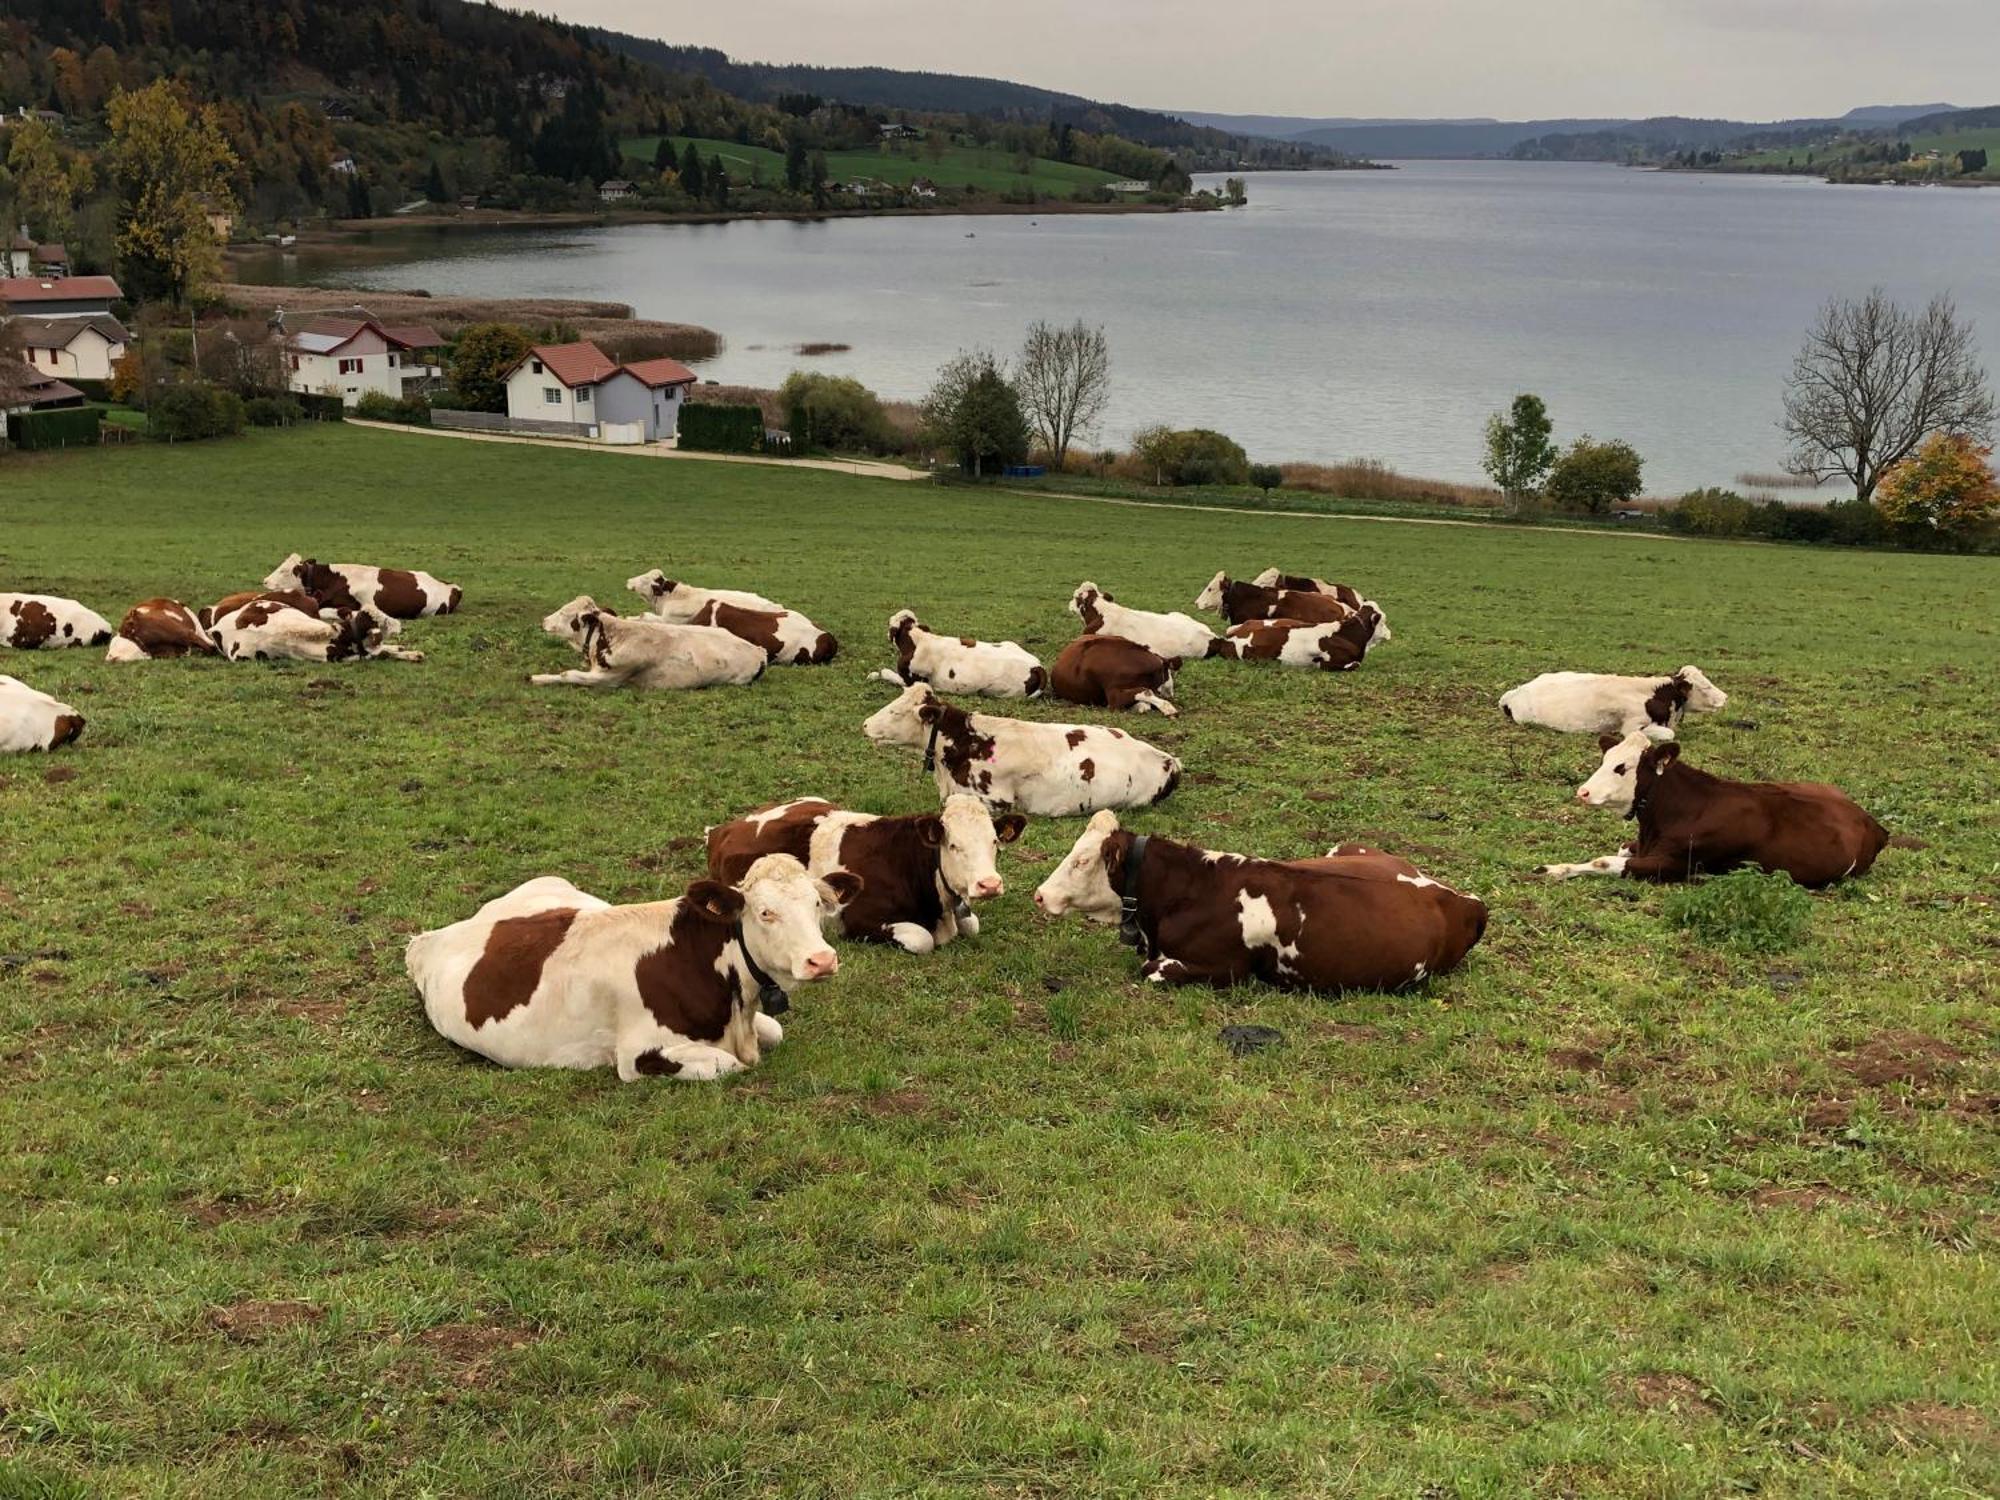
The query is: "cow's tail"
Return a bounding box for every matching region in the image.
[1024,666,1047,698]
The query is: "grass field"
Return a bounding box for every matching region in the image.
[1735,126,2000,178]
[2,426,1997,1497]
[623,135,1123,195]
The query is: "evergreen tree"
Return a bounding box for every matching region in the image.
[785,133,808,193]
[346,173,370,219]
[708,153,727,208]
[679,141,704,197]
[425,159,448,202]
[653,137,673,174]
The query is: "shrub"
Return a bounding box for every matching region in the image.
[778,370,893,454]
[448,323,533,412]
[244,396,303,428]
[920,350,1029,476]
[148,382,244,443]
[7,407,102,450]
[1545,436,1645,513]
[1747,499,1835,543]
[1874,432,2000,535]
[1132,427,1250,487]
[354,391,402,421]
[1664,868,1813,953]
[1823,499,1888,547]
[1663,487,1754,536]
[1249,463,1283,495]
[678,402,763,454]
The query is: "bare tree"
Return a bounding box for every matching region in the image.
[1017,319,1110,467]
[1782,289,1995,503]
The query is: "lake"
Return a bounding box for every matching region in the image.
[246,161,2000,493]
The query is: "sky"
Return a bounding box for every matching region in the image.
[524,0,1997,122]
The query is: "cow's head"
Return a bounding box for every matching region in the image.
[261,552,307,593]
[1069,582,1105,619]
[625,569,676,603]
[1577,731,1680,814]
[701,853,860,985]
[861,681,937,748]
[542,595,614,639]
[925,793,1025,902]
[1033,809,1125,921]
[1359,601,1392,645]
[1677,666,1727,714]
[1194,571,1230,613]
[887,609,924,650]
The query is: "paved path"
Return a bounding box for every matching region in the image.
[344,419,927,481]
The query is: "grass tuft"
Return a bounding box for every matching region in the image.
[1664,868,1815,953]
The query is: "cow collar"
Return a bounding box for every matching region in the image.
[923,718,941,772]
[1118,834,1150,950]
[732,927,789,1015]
[936,868,973,923]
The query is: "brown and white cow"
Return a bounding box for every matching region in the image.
[105,599,219,661]
[3,594,114,651]
[1069,582,1216,661]
[533,595,766,690]
[880,611,1045,698]
[1205,606,1387,671]
[263,553,462,618]
[707,794,1027,953]
[407,856,862,1081]
[862,682,1181,817]
[1195,571,1365,628]
[1539,731,1889,888]
[1,674,85,753]
[687,599,838,665]
[1035,812,1487,991]
[207,592,423,663]
[1250,569,1364,608]
[1050,634,1180,716]
[1500,668,1726,738]
[627,569,785,618]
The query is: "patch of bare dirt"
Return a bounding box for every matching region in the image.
[1803,1097,1855,1131]
[208,1299,324,1340]
[1623,1373,1718,1415]
[1832,1031,1962,1087]
[43,765,79,785]
[1893,1402,1997,1449]
[1317,1022,1383,1043]
[856,1088,951,1121]
[274,997,348,1024]
[415,1322,538,1385]
[187,1196,280,1228]
[1548,1047,1605,1073]
[1750,1185,1850,1212]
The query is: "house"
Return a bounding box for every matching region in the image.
[1,359,85,416]
[196,195,234,243]
[909,178,939,200]
[598,179,635,203]
[0,275,123,318]
[458,194,480,212]
[328,154,358,176]
[11,315,129,383]
[1105,180,1152,194]
[502,340,698,441]
[284,313,444,406]
[879,122,922,142]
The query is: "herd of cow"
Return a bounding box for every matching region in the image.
[6,553,1891,1084]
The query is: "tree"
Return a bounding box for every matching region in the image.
[425,160,449,203]
[1874,432,2000,534]
[106,81,239,306]
[779,370,894,453]
[449,322,533,412]
[1544,436,1645,513]
[1153,159,1193,195]
[1249,463,1283,495]
[1136,429,1250,487]
[654,137,674,175]
[1016,319,1110,466]
[346,174,371,220]
[921,350,1029,477]
[708,153,728,208]
[678,142,704,198]
[1781,289,1996,503]
[1959,148,1989,175]
[1482,394,1558,506]
[809,151,830,210]
[7,119,76,241]
[784,134,809,193]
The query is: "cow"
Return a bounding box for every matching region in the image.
[206,592,423,663]
[686,598,838,665]
[1050,634,1179,715]
[105,599,218,661]
[532,596,766,690]
[2,594,113,651]
[1538,731,1889,888]
[862,681,1181,817]
[1195,571,1363,628]
[198,589,328,632]
[706,794,1027,954]
[1033,811,1487,992]
[626,569,785,619]
[407,855,862,1081]
[1250,569,1364,608]
[1069,582,1216,661]
[1,675,85,754]
[1500,667,1726,738]
[263,554,462,618]
[879,610,1045,698]
[1205,606,1386,671]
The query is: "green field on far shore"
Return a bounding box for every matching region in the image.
[2,426,1996,1497]
[623,134,1126,195]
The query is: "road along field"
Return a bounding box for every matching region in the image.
[1,426,1995,1497]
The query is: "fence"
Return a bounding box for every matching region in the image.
[431,409,597,440]
[6,406,103,451]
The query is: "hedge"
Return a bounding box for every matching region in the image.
[295,392,347,422]
[678,402,763,454]
[7,406,103,450]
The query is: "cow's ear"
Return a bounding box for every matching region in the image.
[1597,733,1622,753]
[1649,743,1682,772]
[995,813,1027,843]
[819,870,864,910]
[917,700,942,724]
[684,880,745,923]
[916,815,946,848]
[655,577,675,595]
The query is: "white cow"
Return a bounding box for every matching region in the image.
[208,594,423,663]
[533,596,766,690]
[1500,667,1727,738]
[408,855,861,1081]
[0,674,85,753]
[626,569,785,619]
[262,554,462,618]
[862,681,1181,817]
[878,610,1045,698]
[2,594,114,651]
[1069,582,1215,662]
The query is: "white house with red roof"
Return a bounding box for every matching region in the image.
[12,314,129,383]
[503,340,698,441]
[284,312,444,406]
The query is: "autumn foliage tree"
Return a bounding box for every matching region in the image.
[1873,432,2000,535]
[107,81,239,306]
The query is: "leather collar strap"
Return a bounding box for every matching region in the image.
[1117,835,1149,951]
[734,927,789,1014]
[922,719,941,772]
[937,869,973,922]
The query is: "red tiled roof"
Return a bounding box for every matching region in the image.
[523,341,618,388]
[379,323,443,349]
[0,274,121,304]
[618,356,697,388]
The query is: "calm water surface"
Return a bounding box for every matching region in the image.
[253,162,2000,491]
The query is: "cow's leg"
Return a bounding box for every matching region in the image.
[1536,851,1630,880]
[1105,683,1177,716]
[1131,688,1179,717]
[617,1032,746,1081]
[370,645,426,663]
[882,922,937,954]
[529,667,623,687]
[1138,953,1236,988]
[753,1012,785,1047]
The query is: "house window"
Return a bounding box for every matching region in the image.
[576,384,592,404]
[338,357,362,375]
[387,352,399,368]
[543,387,562,405]
[289,355,300,371]
[531,359,544,375]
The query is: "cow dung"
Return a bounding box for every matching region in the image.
[1219,1024,1285,1058]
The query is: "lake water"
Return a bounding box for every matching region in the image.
[253,162,2000,492]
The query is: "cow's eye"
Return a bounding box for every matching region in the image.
[759,909,777,923]
[1614,764,1627,773]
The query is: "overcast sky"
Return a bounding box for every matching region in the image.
[528,0,1995,121]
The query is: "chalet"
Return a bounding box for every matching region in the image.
[328,154,358,176]
[5,228,67,277]
[598,179,636,202]
[197,195,234,243]
[1105,180,1152,194]
[284,313,444,406]
[1,359,85,416]
[11,315,129,383]
[909,178,939,200]
[0,275,123,319]
[879,122,922,142]
[502,340,698,441]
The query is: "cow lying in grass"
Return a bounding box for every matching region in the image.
[879,610,1045,698]
[707,794,1026,953]
[1538,731,1888,887]
[625,569,836,664]
[1195,571,1382,631]
[862,682,1181,817]
[105,599,219,661]
[264,554,462,618]
[408,855,861,1081]
[533,596,766,690]
[1051,634,1180,715]
[1251,569,1363,608]
[1206,605,1388,671]
[1070,582,1215,660]
[3,594,113,651]
[1500,667,1726,738]
[206,592,424,663]
[1034,811,1487,991]
[627,568,784,617]
[0,675,84,753]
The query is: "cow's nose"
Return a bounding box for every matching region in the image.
[1575,789,1592,802]
[974,876,1003,898]
[1032,889,1046,907]
[802,949,838,979]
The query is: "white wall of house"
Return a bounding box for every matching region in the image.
[593,372,689,441]
[21,326,123,381]
[504,359,599,429]
[287,327,436,407]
